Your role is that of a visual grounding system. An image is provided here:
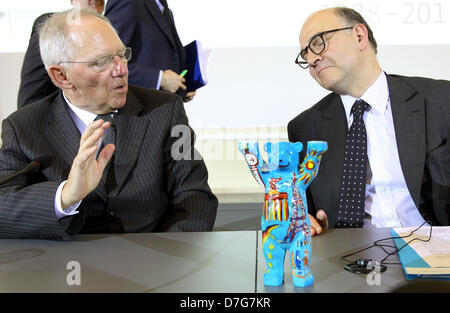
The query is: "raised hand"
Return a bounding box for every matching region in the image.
[61,119,115,209]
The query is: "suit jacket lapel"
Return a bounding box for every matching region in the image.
[111,89,149,196]
[145,0,177,51]
[44,92,81,171]
[387,74,426,207]
[317,94,348,209]
[44,92,110,202]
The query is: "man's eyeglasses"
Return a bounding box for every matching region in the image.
[294,26,353,69]
[59,47,132,73]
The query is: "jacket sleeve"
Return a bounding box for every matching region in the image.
[105,0,161,89]
[156,98,218,231]
[17,13,58,109]
[0,119,72,240]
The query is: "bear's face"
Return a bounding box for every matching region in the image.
[265,142,303,172]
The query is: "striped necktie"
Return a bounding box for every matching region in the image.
[95,113,116,194]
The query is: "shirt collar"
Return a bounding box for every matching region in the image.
[62,92,98,134]
[340,70,389,120]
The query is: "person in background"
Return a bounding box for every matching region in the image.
[105,0,196,102]
[288,7,449,235]
[17,0,105,109]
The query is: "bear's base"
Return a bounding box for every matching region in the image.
[292,272,314,287]
[264,270,284,286]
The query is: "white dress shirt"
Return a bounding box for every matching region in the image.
[340,71,426,228]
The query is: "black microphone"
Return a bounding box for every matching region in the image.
[0,161,41,185]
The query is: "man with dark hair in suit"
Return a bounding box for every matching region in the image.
[0,9,217,239]
[105,0,196,102]
[17,0,105,109]
[289,7,449,235]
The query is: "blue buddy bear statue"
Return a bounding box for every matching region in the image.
[239,141,327,287]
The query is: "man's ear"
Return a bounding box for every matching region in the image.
[47,65,75,91]
[354,23,370,51]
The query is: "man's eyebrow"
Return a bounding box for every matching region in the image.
[299,32,321,50]
[308,31,323,43]
[94,46,127,59]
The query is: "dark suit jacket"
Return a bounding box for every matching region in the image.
[0,85,217,240]
[17,13,58,109]
[105,0,186,95]
[288,74,450,227]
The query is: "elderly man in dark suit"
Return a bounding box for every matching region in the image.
[0,9,217,240]
[17,0,105,109]
[105,0,196,102]
[288,7,449,234]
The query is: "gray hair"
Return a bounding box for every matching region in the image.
[39,8,112,70]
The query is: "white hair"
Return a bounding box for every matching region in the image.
[39,8,112,70]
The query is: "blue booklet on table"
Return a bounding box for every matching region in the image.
[391,227,450,280]
[183,40,211,92]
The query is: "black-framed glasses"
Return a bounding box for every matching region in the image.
[294,26,353,69]
[59,47,132,73]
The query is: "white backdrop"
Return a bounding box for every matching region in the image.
[169,0,450,128]
[172,0,450,48]
[0,0,449,129]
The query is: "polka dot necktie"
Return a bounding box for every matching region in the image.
[335,99,370,228]
[95,113,117,194]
